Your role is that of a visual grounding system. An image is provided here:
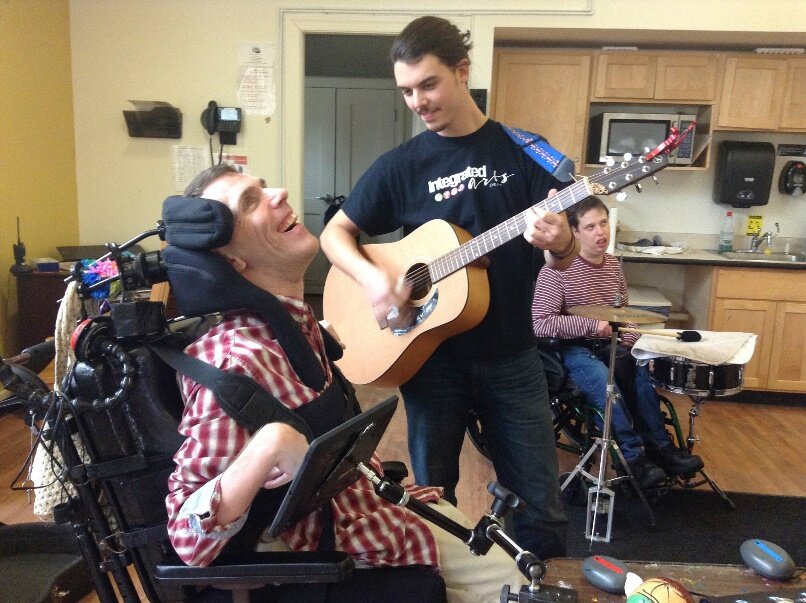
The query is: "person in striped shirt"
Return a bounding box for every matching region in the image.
[165,164,525,602]
[531,197,703,489]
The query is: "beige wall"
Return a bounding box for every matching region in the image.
[0,0,78,355]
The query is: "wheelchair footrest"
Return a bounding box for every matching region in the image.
[155,550,354,586]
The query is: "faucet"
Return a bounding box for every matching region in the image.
[749,222,779,252]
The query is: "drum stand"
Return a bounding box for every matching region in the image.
[560,327,655,543]
[673,393,735,509]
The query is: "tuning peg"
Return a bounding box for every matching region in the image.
[623,153,633,161]
[616,192,628,202]
[635,183,642,193]
[606,157,616,167]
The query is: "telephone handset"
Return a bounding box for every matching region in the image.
[200,100,242,144]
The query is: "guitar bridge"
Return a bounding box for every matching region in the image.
[391,289,439,336]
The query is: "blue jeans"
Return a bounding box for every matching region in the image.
[400,347,567,559]
[562,345,671,462]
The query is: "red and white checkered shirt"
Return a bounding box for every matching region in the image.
[165,299,441,568]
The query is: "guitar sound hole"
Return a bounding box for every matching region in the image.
[406,263,432,303]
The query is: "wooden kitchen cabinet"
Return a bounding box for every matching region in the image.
[709,267,806,392]
[491,49,591,169]
[592,51,717,102]
[592,52,655,99]
[654,54,718,101]
[716,56,788,130]
[779,57,806,130]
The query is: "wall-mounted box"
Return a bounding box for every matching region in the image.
[123,101,182,138]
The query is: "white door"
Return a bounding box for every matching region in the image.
[304,81,405,293]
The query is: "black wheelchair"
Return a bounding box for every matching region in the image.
[0,195,578,603]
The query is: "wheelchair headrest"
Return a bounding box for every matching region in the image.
[162,245,328,390]
[162,195,234,250]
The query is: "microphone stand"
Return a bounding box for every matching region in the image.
[357,463,577,603]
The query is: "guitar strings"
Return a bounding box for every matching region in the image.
[398,156,661,293]
[399,164,628,291]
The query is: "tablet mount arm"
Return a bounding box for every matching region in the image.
[357,463,577,603]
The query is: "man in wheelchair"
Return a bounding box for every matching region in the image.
[165,165,524,601]
[531,197,702,490]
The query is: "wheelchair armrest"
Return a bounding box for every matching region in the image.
[535,339,569,394]
[154,550,354,587]
[535,337,566,352]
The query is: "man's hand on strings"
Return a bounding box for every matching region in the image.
[361,266,414,330]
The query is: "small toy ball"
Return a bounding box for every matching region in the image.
[624,572,644,596]
[625,577,694,603]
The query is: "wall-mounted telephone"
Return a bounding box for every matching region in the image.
[200,100,242,145]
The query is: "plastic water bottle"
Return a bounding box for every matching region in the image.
[719,211,734,253]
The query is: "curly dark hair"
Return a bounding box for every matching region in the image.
[390,16,472,68]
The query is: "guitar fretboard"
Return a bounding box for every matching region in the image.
[428,178,593,283]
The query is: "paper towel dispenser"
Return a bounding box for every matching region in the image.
[713,141,775,208]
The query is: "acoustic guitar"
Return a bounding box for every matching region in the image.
[323,134,686,387]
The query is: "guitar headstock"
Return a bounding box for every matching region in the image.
[588,123,695,198]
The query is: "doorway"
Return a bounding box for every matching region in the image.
[303,35,410,294]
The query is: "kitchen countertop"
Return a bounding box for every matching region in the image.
[615,248,806,270]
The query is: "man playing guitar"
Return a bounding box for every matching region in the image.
[321,15,576,560]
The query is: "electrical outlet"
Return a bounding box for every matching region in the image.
[746,215,763,235]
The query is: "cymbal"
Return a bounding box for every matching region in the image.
[567,304,668,325]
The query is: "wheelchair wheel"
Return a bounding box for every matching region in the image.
[551,394,599,454]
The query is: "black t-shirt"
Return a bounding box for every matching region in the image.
[342,119,561,358]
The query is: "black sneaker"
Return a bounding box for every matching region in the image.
[648,445,704,476]
[627,454,667,489]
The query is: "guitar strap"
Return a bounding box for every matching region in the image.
[502,124,575,183]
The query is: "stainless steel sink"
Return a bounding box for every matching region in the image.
[721,250,805,262]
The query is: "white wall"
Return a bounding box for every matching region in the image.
[69,0,806,250]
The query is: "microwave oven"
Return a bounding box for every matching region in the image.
[589,112,697,165]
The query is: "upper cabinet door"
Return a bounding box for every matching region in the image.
[492,49,592,170]
[654,54,718,101]
[779,58,806,131]
[592,52,656,99]
[717,57,788,130]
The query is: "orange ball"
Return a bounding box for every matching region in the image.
[625,577,694,603]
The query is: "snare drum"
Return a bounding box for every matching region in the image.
[648,356,743,396]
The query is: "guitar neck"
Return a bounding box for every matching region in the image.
[428,178,592,283]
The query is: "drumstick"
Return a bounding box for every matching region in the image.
[618,327,702,342]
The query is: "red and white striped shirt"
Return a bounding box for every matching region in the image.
[165,298,441,568]
[531,254,639,347]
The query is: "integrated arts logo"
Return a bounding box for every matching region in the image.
[428,165,514,201]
